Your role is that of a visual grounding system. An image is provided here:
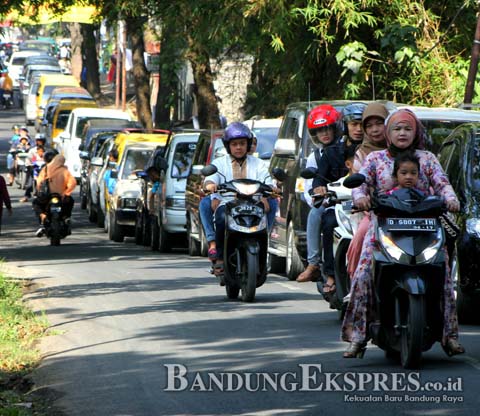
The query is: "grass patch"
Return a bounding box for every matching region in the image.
[0,272,51,415]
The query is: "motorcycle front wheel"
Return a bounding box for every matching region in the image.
[399,294,424,369]
[241,249,258,302]
[50,217,61,246]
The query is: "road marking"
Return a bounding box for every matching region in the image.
[275,281,301,291]
[463,355,480,370]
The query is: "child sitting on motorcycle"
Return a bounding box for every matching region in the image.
[387,151,425,196]
[203,122,272,278]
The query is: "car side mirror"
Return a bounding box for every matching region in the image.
[79,151,90,160]
[91,156,103,167]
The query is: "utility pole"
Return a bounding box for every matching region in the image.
[464,4,480,107]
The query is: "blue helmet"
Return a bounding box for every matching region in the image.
[342,102,367,134]
[222,122,254,154]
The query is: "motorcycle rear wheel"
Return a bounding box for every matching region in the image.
[400,294,424,369]
[241,249,257,302]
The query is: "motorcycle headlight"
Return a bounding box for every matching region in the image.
[378,228,410,264]
[232,181,260,196]
[50,196,60,204]
[466,218,480,239]
[415,228,444,264]
[337,206,353,235]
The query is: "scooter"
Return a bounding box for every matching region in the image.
[344,173,448,369]
[43,193,71,246]
[201,165,281,302]
[14,151,29,189]
[301,167,354,312]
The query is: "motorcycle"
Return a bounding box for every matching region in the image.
[300,167,355,314]
[344,173,449,369]
[43,193,71,246]
[14,151,29,189]
[201,165,283,302]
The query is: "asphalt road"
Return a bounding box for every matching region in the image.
[1,109,479,416]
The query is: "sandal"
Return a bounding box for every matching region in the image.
[442,338,465,357]
[208,248,218,261]
[213,262,225,286]
[343,341,367,358]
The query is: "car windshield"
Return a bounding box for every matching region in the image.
[121,149,151,179]
[251,126,279,158]
[76,117,129,140]
[421,119,470,153]
[171,142,196,178]
[56,111,71,129]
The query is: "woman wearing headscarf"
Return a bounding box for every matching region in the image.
[346,102,389,279]
[341,109,464,358]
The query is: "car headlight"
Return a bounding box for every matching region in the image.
[466,218,480,239]
[378,228,409,263]
[120,198,137,208]
[415,228,444,264]
[166,197,185,210]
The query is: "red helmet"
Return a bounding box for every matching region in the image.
[307,104,341,144]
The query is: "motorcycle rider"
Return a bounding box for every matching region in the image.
[34,152,77,237]
[20,134,48,203]
[203,122,271,277]
[298,103,367,295]
[341,109,464,358]
[296,104,351,283]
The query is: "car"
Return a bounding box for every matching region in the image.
[437,122,480,324]
[53,107,133,179]
[149,132,200,252]
[19,62,61,98]
[243,117,282,159]
[18,40,55,55]
[185,129,225,256]
[24,76,42,125]
[35,73,80,129]
[5,49,46,106]
[107,132,170,242]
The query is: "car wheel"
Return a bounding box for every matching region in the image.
[286,221,304,281]
[134,210,144,245]
[199,226,208,257]
[187,216,201,256]
[150,217,159,251]
[88,196,97,223]
[267,252,285,274]
[109,211,124,242]
[96,200,105,228]
[80,184,87,209]
[158,220,171,253]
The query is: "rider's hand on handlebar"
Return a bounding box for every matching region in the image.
[313,186,327,197]
[445,198,460,212]
[355,196,371,211]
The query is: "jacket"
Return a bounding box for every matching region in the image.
[37,155,77,196]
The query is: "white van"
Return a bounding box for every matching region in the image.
[53,107,132,179]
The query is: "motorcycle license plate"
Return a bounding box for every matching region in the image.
[342,201,353,211]
[386,218,437,231]
[50,207,62,213]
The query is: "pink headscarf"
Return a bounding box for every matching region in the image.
[385,109,426,151]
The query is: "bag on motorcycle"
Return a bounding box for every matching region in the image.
[439,212,460,240]
[36,178,50,203]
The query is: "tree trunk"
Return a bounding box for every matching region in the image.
[126,16,153,129]
[155,30,179,128]
[69,23,83,83]
[186,37,221,130]
[81,24,102,101]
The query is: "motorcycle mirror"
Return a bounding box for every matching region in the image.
[300,167,317,179]
[343,173,366,189]
[201,164,217,176]
[272,167,287,182]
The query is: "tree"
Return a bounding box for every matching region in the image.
[126,15,153,128]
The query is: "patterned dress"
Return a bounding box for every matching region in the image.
[341,149,459,344]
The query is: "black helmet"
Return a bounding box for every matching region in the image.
[222,122,254,154]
